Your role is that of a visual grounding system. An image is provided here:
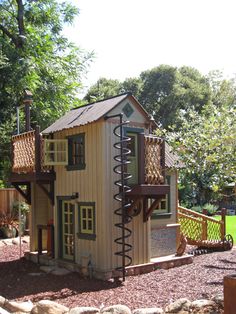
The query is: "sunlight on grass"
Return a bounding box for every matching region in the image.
[214,215,236,243]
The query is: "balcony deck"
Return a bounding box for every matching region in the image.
[10,126,55,183]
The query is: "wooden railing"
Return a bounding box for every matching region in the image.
[178,206,225,245]
[12,126,52,174]
[143,135,165,185]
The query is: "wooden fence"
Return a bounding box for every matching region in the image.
[0,189,25,214]
[178,206,225,246]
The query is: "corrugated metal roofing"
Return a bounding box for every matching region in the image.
[165,142,184,168]
[43,93,129,134]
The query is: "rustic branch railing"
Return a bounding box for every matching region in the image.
[144,136,164,185]
[12,127,52,174]
[178,206,225,247]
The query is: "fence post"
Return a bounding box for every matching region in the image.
[221,208,226,240]
[202,220,207,240]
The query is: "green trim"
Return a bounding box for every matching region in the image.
[124,127,144,135]
[151,212,172,219]
[66,133,86,171]
[77,202,96,241]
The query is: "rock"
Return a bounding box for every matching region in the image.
[101,305,131,314]
[133,308,163,314]
[165,298,191,313]
[12,238,19,245]
[51,267,71,276]
[69,307,99,314]
[0,306,10,314]
[39,266,55,273]
[191,299,216,309]
[212,293,224,307]
[4,300,33,313]
[0,296,6,307]
[31,300,69,314]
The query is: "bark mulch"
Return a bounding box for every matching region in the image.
[1,242,236,310]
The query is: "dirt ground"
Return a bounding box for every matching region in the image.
[0,241,236,310]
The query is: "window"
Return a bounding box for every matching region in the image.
[151,176,171,219]
[77,202,96,240]
[44,139,68,165]
[67,133,85,170]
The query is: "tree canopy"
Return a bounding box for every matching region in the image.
[0,0,92,184]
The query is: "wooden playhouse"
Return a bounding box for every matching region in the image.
[10,93,186,280]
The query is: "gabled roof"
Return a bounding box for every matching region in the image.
[165,143,184,169]
[43,93,152,134]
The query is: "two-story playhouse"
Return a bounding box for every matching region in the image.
[10,93,186,280]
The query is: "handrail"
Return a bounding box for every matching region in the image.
[178,205,226,244]
[178,206,222,224]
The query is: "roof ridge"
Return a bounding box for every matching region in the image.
[72,92,131,111]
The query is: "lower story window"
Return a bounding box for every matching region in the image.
[151,175,171,218]
[77,202,96,240]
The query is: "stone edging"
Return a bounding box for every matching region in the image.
[0,294,224,314]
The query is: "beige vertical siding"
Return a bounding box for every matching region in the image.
[30,183,53,251]
[53,115,151,274]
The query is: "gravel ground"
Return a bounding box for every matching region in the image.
[0,241,236,310]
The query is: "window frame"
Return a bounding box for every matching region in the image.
[77,202,96,240]
[66,133,86,171]
[44,139,68,166]
[151,175,172,219]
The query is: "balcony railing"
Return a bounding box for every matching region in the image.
[12,126,52,174]
[144,135,165,185]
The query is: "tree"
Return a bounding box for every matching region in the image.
[139,65,212,129]
[84,65,212,129]
[83,78,123,103]
[0,0,92,185]
[167,101,236,206]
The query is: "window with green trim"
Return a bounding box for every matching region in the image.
[151,176,171,218]
[67,133,85,170]
[77,202,96,240]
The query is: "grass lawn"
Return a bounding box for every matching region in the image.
[214,215,236,243]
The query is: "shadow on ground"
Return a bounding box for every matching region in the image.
[0,258,121,302]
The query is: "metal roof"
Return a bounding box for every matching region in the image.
[43,93,130,134]
[165,143,184,169]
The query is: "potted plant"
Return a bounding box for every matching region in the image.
[12,201,30,235]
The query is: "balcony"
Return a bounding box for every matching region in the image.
[10,126,55,183]
[126,134,170,221]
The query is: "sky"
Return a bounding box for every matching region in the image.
[65,0,236,95]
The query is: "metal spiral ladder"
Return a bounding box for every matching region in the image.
[104,113,133,281]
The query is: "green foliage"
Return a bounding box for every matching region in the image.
[167,98,236,205]
[84,78,123,103]
[12,201,30,216]
[0,0,93,183]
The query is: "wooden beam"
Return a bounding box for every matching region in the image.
[144,198,162,222]
[12,182,31,204]
[128,197,143,216]
[127,184,170,197]
[138,133,145,184]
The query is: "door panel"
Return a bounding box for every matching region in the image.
[62,201,74,260]
[127,132,138,185]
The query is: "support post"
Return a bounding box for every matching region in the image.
[221,208,226,239]
[35,125,41,173]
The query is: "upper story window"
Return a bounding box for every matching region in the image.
[44,139,68,165]
[67,133,86,171]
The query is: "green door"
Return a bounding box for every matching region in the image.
[127,132,138,185]
[62,201,74,260]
